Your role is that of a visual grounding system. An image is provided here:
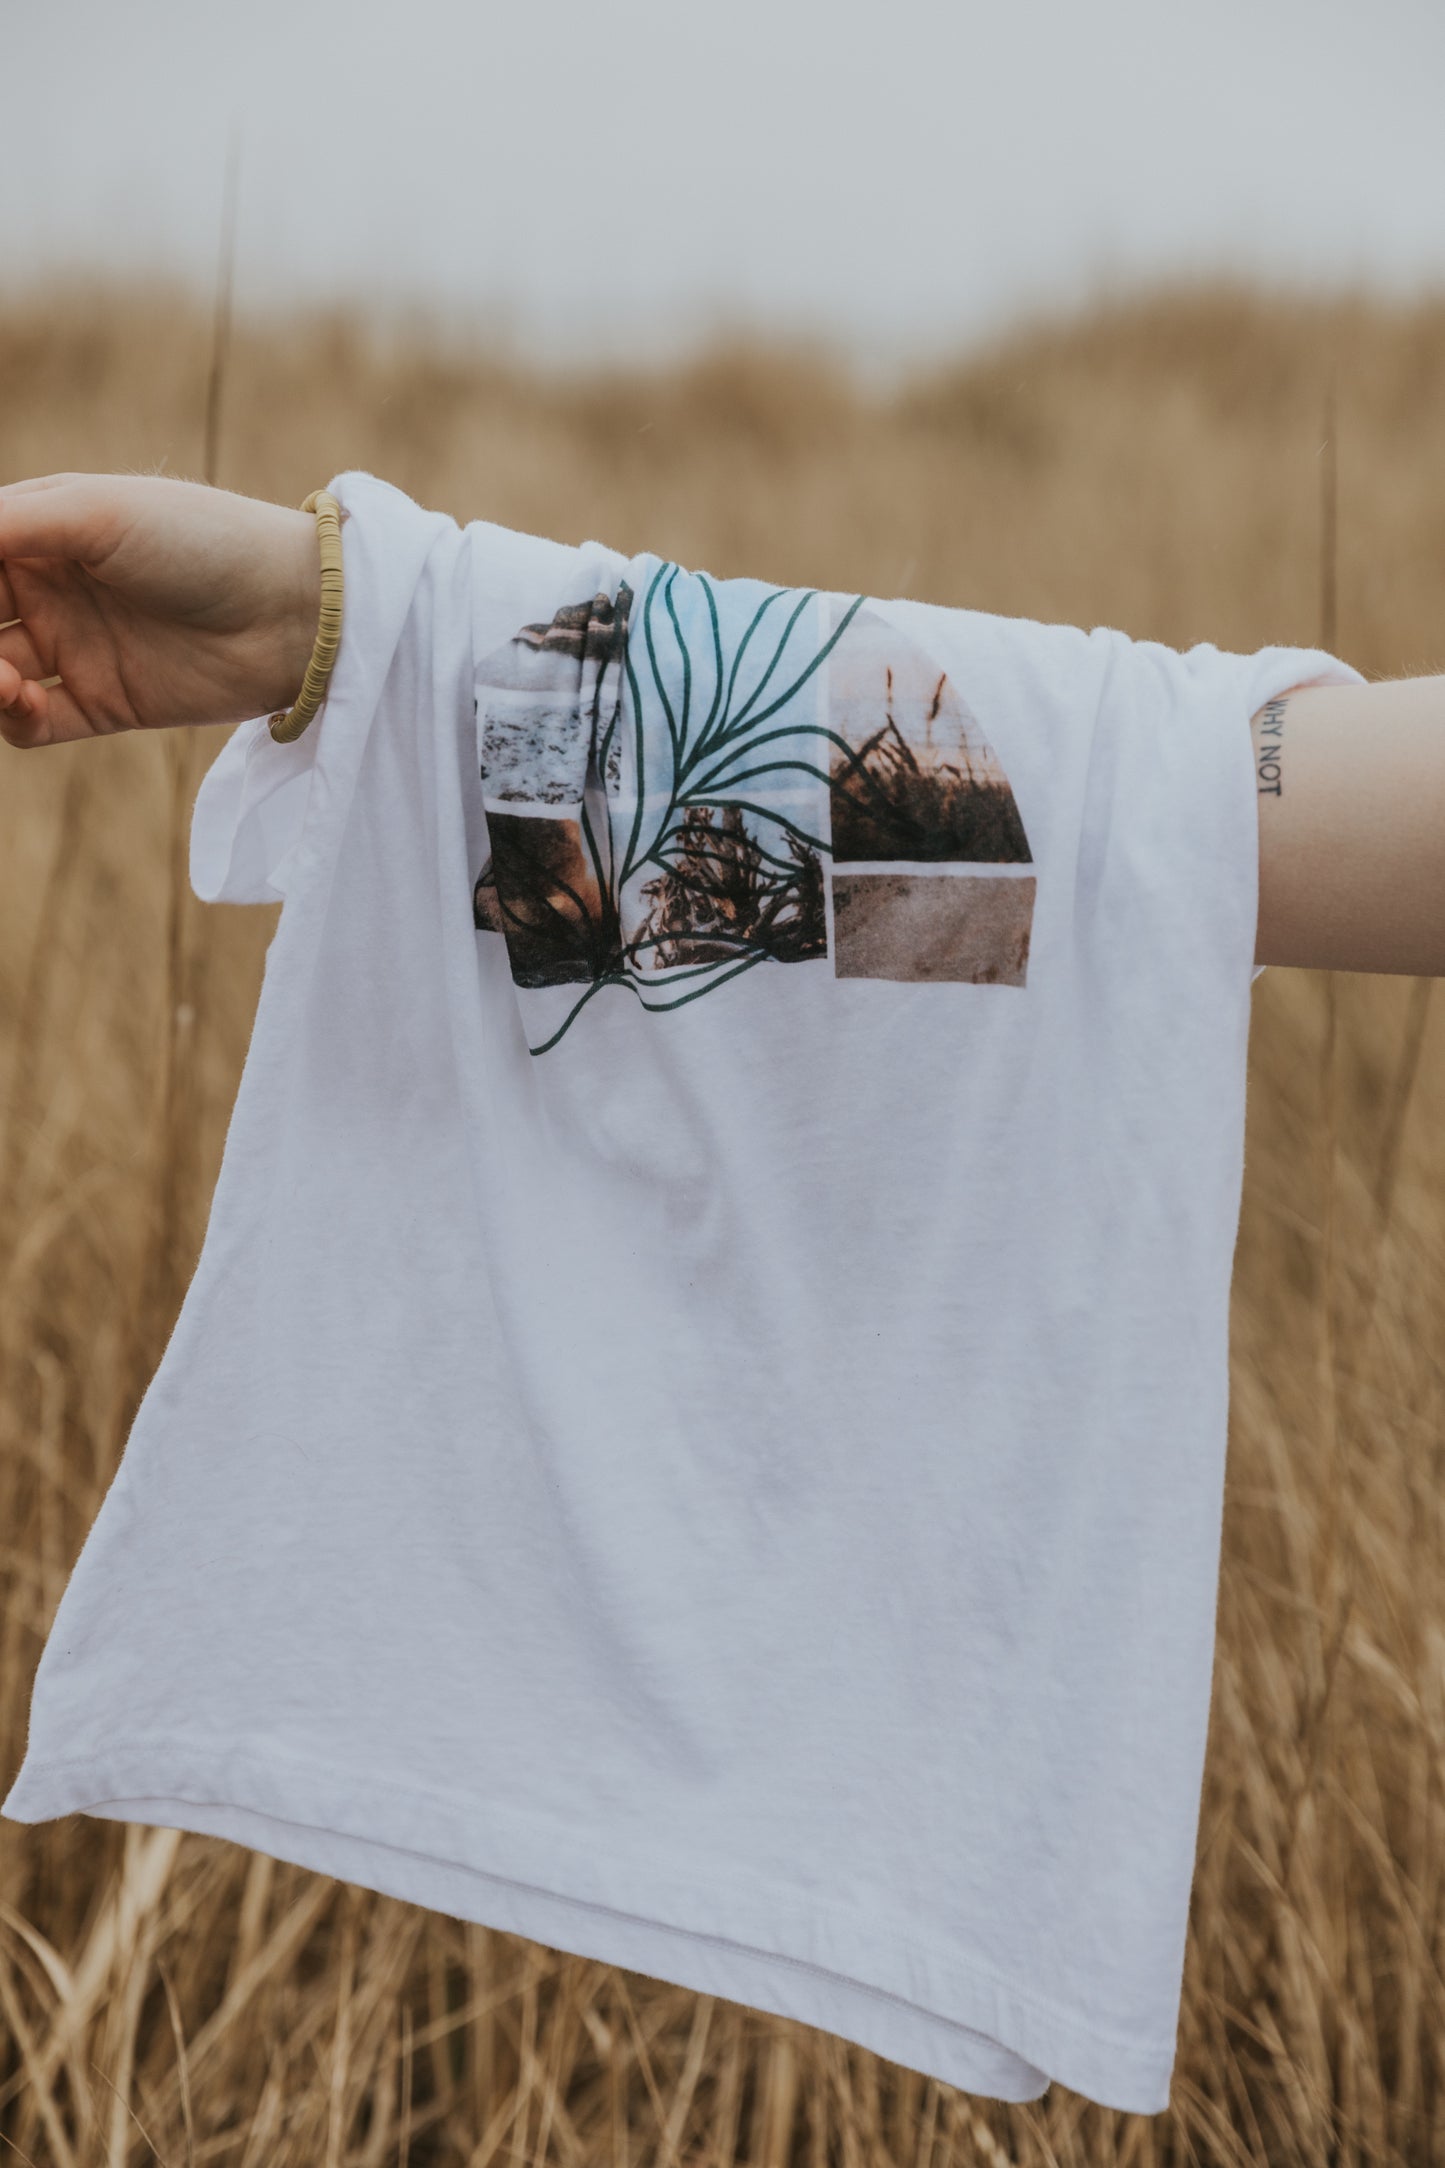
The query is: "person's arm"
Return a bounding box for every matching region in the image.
[0,472,320,745]
[3,470,1442,978]
[1252,677,1445,974]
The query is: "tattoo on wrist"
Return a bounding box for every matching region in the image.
[1256,695,1287,796]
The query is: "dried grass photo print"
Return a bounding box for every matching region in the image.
[824,602,1036,985]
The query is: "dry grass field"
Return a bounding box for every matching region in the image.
[1,278,1445,2167]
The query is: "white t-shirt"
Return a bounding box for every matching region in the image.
[1,471,1365,2114]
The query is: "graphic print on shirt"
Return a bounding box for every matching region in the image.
[474,561,1036,1052]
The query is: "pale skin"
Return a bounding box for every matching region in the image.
[0,470,1440,976]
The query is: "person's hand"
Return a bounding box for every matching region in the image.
[0,473,324,749]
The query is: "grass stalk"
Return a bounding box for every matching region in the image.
[124,131,242,1425]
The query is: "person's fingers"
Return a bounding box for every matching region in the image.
[0,661,44,747]
[0,614,43,681]
[0,674,88,750]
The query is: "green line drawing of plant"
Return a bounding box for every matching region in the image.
[506,562,872,1053]
[476,558,1034,1054]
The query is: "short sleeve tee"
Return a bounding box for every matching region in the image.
[1,471,1366,2114]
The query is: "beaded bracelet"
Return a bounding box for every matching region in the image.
[268,488,345,743]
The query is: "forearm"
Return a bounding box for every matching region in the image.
[1253,674,1445,974]
[0,477,323,745]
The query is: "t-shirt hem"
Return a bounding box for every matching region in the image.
[2,1739,1175,2115]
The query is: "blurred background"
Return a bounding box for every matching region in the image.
[3,6,1445,2166]
[8,0,1445,368]
[7,0,1445,370]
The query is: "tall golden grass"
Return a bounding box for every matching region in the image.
[2,278,1444,2167]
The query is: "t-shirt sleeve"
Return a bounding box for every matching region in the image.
[189,470,462,907]
[1117,633,1367,988]
[189,705,324,908]
[870,597,1367,1005]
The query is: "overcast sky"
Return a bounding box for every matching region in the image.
[7,0,1445,371]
